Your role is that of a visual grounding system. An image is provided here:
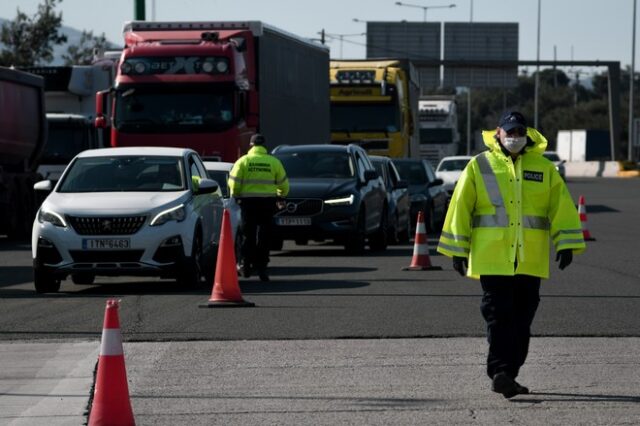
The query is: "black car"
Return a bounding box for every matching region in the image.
[392,158,448,232]
[272,144,388,253]
[369,156,411,244]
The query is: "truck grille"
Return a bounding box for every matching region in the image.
[276,199,323,216]
[68,216,147,235]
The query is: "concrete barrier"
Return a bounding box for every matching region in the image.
[565,161,622,178]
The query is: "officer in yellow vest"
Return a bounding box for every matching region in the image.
[229,134,289,282]
[437,111,586,398]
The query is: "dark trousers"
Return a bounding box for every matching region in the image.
[480,274,541,380]
[238,198,278,271]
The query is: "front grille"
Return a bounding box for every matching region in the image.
[277,199,323,216]
[69,250,144,263]
[68,216,147,235]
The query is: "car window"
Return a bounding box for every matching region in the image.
[394,161,427,184]
[423,161,437,182]
[373,161,387,185]
[189,156,204,179]
[438,159,470,171]
[387,162,401,187]
[58,155,185,192]
[207,170,229,197]
[355,152,367,181]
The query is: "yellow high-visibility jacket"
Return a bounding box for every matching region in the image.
[437,127,586,279]
[229,146,289,198]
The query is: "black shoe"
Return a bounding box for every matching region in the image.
[258,270,269,282]
[491,372,519,399]
[237,263,252,278]
[514,380,529,395]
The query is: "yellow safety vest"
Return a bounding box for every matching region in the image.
[228,146,289,198]
[437,127,586,279]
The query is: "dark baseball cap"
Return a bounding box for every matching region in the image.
[498,111,527,132]
[250,133,266,145]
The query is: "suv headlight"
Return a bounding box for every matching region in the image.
[325,194,354,206]
[150,204,186,226]
[38,209,68,227]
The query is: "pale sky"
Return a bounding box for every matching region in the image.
[1,0,636,74]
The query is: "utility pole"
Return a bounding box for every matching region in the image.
[134,0,146,20]
[466,0,473,155]
[534,0,541,129]
[629,0,637,162]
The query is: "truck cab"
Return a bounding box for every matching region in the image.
[330,59,419,159]
[417,96,461,167]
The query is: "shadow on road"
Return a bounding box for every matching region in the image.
[240,279,370,294]
[272,245,414,258]
[513,391,640,403]
[267,266,376,276]
[0,266,33,287]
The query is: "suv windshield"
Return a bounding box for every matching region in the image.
[394,161,427,184]
[276,151,354,179]
[114,85,234,134]
[58,156,185,192]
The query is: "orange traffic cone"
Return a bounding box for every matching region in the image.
[578,195,596,241]
[200,209,255,307]
[88,299,135,426]
[403,211,442,271]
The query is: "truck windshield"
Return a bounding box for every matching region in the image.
[114,85,234,134]
[58,156,186,192]
[331,103,400,133]
[419,128,454,145]
[41,123,92,164]
[276,151,354,179]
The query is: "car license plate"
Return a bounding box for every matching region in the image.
[276,217,311,226]
[82,238,130,250]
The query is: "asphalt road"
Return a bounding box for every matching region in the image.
[1,178,639,341]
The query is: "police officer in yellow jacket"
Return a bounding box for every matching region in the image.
[437,111,585,398]
[229,134,289,282]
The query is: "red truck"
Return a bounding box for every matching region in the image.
[95,21,330,161]
[0,67,47,240]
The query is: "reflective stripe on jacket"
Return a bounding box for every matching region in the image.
[228,145,289,198]
[437,127,585,279]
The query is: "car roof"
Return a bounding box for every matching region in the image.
[273,144,354,154]
[203,161,233,171]
[439,156,473,162]
[76,147,195,158]
[368,155,391,162]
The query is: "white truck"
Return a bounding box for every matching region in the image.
[417,95,461,167]
[23,65,115,182]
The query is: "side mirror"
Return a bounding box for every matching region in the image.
[428,178,444,187]
[363,170,378,181]
[560,159,567,165]
[395,179,408,189]
[95,116,106,128]
[34,180,53,192]
[194,178,219,195]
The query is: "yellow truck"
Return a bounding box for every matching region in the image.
[329,59,419,158]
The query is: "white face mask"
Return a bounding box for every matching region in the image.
[502,136,527,153]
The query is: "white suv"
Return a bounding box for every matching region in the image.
[32,147,223,293]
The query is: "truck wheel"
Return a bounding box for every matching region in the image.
[34,267,61,293]
[369,206,388,251]
[178,232,204,289]
[71,274,95,285]
[345,210,366,254]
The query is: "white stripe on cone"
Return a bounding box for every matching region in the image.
[100,328,124,356]
[413,245,429,255]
